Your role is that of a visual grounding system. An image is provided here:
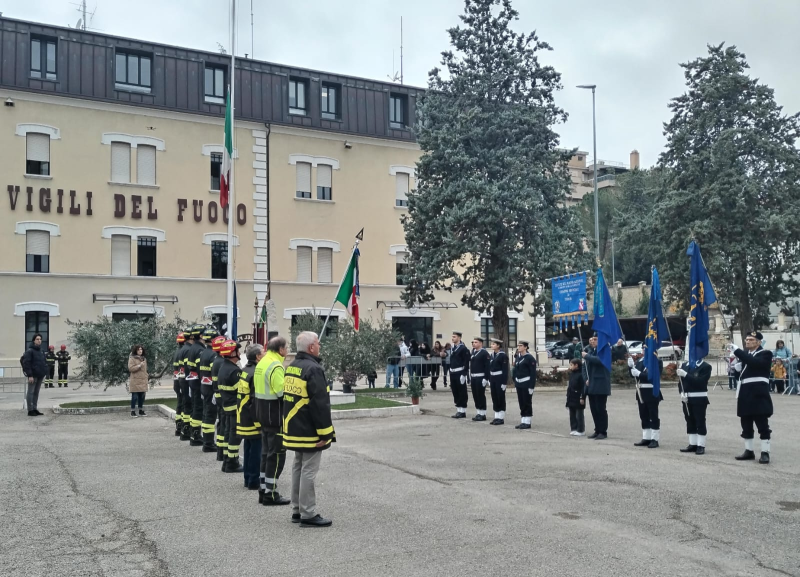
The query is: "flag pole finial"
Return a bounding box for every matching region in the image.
[355,228,364,241]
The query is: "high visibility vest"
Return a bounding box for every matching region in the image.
[254,352,285,400]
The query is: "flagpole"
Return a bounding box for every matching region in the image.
[320,240,359,341]
[697,248,731,337]
[659,263,687,414]
[225,0,237,338]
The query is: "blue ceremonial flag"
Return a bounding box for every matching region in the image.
[592,268,623,372]
[551,272,588,330]
[643,267,669,397]
[687,241,717,365]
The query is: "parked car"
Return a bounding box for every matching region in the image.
[629,341,683,360]
[545,340,570,358]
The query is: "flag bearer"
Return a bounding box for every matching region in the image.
[469,337,491,422]
[731,332,773,464]
[513,341,536,429]
[45,345,56,388]
[56,345,71,387]
[172,333,186,437]
[488,339,508,425]
[448,332,471,419]
[629,355,664,448]
[677,357,712,455]
[197,328,220,452]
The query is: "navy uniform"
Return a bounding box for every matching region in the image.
[55,345,71,387]
[197,329,221,452]
[184,324,207,447]
[677,359,711,455]
[513,341,536,430]
[177,328,194,441]
[172,333,186,436]
[732,331,773,464]
[629,356,664,448]
[469,337,491,422]
[488,339,509,425]
[448,332,472,418]
[211,349,227,462]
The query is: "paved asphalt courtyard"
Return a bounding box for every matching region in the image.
[1,386,799,577]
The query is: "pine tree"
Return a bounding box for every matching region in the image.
[622,44,800,341]
[402,0,589,346]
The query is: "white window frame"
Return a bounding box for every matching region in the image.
[102,304,165,318]
[101,226,166,242]
[14,302,60,317]
[289,239,341,252]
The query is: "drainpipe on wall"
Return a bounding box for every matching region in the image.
[264,123,271,301]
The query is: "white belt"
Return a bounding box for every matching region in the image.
[490,371,503,376]
[740,377,769,384]
[515,376,531,383]
[471,373,485,377]
[639,383,653,388]
[686,392,708,398]
[450,367,465,373]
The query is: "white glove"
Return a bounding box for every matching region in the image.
[482,379,489,388]
[734,362,742,372]
[680,392,688,401]
[627,357,634,368]
[460,375,466,385]
[501,385,506,392]
[631,368,641,378]
[528,388,534,395]
[728,344,740,353]
[676,368,687,377]
[211,395,216,405]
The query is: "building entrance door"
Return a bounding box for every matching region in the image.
[392,317,433,346]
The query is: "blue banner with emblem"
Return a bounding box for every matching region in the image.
[643,267,669,397]
[551,272,588,330]
[687,241,717,365]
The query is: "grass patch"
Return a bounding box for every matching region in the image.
[354,387,405,394]
[332,396,406,410]
[60,397,177,409]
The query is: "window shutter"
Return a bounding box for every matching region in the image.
[26,133,50,162]
[297,246,312,283]
[395,173,409,202]
[317,248,332,283]
[317,164,332,188]
[26,230,50,256]
[137,145,156,185]
[111,234,131,276]
[296,162,311,194]
[111,142,131,183]
[396,250,408,264]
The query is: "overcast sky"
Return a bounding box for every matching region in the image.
[7,0,800,167]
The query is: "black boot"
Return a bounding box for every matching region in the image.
[759,452,770,464]
[695,446,705,455]
[258,490,265,504]
[224,459,243,473]
[189,427,203,446]
[262,492,291,506]
[202,432,217,452]
[633,439,651,447]
[174,419,182,436]
[216,447,225,462]
[680,445,698,453]
[180,422,191,441]
[647,440,659,449]
[735,450,756,461]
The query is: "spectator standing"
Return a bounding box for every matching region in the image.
[567,337,580,361]
[442,343,452,387]
[773,340,791,394]
[583,335,611,440]
[727,353,739,390]
[430,341,444,390]
[22,334,47,416]
[419,341,432,383]
[128,345,149,417]
[408,339,420,380]
[566,358,586,436]
[386,338,403,388]
[611,339,628,363]
[366,368,377,388]
[771,359,786,394]
[399,339,410,385]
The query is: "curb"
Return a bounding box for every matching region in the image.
[52,403,176,418]
[332,403,419,420]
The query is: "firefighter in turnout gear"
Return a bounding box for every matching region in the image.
[469,337,491,422]
[677,358,712,455]
[55,345,71,387]
[197,327,220,452]
[629,355,664,448]
[177,327,194,440]
[514,341,537,429]
[218,339,243,473]
[488,338,509,425]
[45,345,56,388]
[185,324,207,447]
[254,336,291,506]
[172,333,186,436]
[449,332,472,419]
[237,345,265,489]
[731,332,774,464]
[210,336,227,460]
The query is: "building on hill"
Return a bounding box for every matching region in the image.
[564,149,640,206]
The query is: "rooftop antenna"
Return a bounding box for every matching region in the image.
[387,17,404,84]
[70,0,97,30]
[217,42,227,55]
[250,0,254,59]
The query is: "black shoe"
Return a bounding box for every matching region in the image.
[759,452,770,464]
[138,410,147,417]
[247,484,260,490]
[131,411,137,418]
[300,514,332,527]
[735,450,756,461]
[515,423,531,430]
[28,410,36,416]
[224,460,243,473]
[34,410,44,416]
[647,440,659,449]
[471,414,487,422]
[588,433,599,439]
[216,448,225,462]
[680,445,698,453]
[180,432,191,441]
[452,412,466,419]
[174,428,182,437]
[633,439,650,447]
[494,419,504,425]
[263,493,291,506]
[291,513,301,523]
[258,491,265,504]
[202,445,217,453]
[594,433,607,440]
[695,446,705,455]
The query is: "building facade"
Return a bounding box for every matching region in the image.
[0,16,536,366]
[565,149,640,205]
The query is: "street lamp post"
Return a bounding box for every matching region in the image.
[577,84,599,262]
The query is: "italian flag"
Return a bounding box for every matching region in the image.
[220,86,233,208]
[335,248,360,331]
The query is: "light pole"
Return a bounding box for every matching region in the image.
[577,84,599,262]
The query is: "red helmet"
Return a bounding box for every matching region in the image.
[177,332,185,344]
[49,345,55,350]
[60,345,66,350]
[218,339,240,358]
[211,336,227,352]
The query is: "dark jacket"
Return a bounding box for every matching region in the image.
[211,355,225,400]
[678,360,711,406]
[218,358,242,410]
[449,342,471,378]
[45,350,56,368]
[584,348,611,396]
[197,346,217,387]
[23,343,48,379]
[172,346,183,383]
[177,342,192,380]
[631,359,663,403]
[469,348,491,382]
[282,351,336,452]
[611,343,628,363]
[513,352,537,388]
[734,347,773,417]
[56,350,71,367]
[185,341,206,382]
[236,360,260,437]
[489,351,509,385]
[387,345,402,366]
[566,370,585,408]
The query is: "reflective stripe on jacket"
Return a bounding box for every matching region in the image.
[282,351,335,452]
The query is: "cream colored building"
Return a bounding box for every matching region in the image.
[565,149,640,205]
[0,16,536,368]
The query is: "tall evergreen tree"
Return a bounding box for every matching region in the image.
[624,44,800,340]
[402,0,589,346]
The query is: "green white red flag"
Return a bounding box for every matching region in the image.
[220,86,233,208]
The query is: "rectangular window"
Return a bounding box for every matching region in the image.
[317,164,332,201]
[110,142,131,183]
[26,133,51,176]
[317,247,333,284]
[110,234,131,276]
[112,313,155,323]
[210,152,222,191]
[137,236,157,277]
[211,240,228,280]
[115,52,152,91]
[136,144,156,185]
[296,162,311,199]
[289,78,308,115]
[297,246,312,283]
[389,94,406,128]
[25,311,50,351]
[31,37,57,80]
[481,318,517,350]
[395,172,409,207]
[26,230,50,273]
[204,65,225,103]
[321,83,338,119]
[396,251,408,286]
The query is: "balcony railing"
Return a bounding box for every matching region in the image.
[582,174,617,186]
